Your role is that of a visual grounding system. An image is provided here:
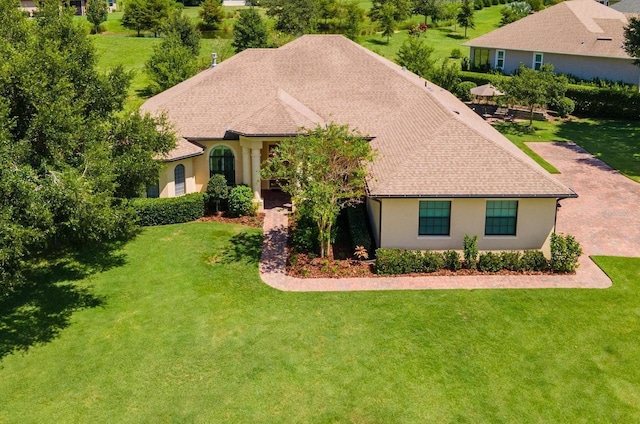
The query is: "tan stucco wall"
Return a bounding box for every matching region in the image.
[376,197,557,256]
[159,158,197,197]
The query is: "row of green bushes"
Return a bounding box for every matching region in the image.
[130,193,206,227]
[131,183,257,227]
[459,71,640,120]
[346,204,373,255]
[375,233,582,275]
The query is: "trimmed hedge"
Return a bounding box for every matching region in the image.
[346,204,373,256]
[375,249,444,275]
[459,70,640,120]
[131,193,205,226]
[228,185,255,217]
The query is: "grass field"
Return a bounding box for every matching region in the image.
[1,222,640,422]
[495,119,640,182]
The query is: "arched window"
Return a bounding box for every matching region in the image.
[174,164,185,196]
[209,146,235,185]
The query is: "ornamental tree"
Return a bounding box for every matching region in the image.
[396,36,435,78]
[86,0,108,34]
[456,0,474,38]
[262,123,375,259]
[502,64,568,127]
[232,6,268,53]
[199,0,224,31]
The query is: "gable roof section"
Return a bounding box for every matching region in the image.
[464,0,632,60]
[142,35,575,198]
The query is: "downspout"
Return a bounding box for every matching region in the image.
[371,198,382,248]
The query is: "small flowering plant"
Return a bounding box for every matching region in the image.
[408,23,428,37]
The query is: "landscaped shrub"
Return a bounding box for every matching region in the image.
[520,250,548,271]
[500,251,522,271]
[456,81,477,101]
[463,234,479,269]
[228,185,255,217]
[478,252,503,272]
[375,249,445,275]
[474,0,484,10]
[346,204,373,256]
[130,193,205,226]
[450,48,462,59]
[550,233,582,273]
[292,214,319,254]
[483,0,491,7]
[443,250,462,271]
[549,96,575,118]
[421,251,445,272]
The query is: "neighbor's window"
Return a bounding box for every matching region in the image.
[496,50,505,70]
[174,164,185,196]
[485,200,518,236]
[419,201,451,236]
[533,52,543,70]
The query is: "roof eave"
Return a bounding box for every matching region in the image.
[366,192,578,199]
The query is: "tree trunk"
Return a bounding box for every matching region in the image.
[529,105,534,127]
[326,221,333,260]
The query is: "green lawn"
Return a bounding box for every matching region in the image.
[495,119,640,182]
[1,222,640,422]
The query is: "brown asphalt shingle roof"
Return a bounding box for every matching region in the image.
[142,35,575,198]
[464,0,633,60]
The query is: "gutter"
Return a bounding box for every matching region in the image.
[368,192,578,199]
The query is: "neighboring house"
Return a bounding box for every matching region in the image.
[463,0,640,85]
[611,0,640,15]
[141,35,576,255]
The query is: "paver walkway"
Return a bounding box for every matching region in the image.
[260,142,639,291]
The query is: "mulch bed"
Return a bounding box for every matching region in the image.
[197,212,264,228]
[286,252,561,279]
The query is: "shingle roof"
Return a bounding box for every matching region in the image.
[142,35,575,198]
[464,0,633,59]
[612,0,640,14]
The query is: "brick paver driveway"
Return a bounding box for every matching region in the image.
[528,142,640,258]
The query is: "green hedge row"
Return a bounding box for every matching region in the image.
[459,71,640,120]
[375,234,581,275]
[130,193,205,226]
[346,204,373,255]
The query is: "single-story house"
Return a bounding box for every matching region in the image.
[141,35,576,255]
[20,0,117,16]
[463,0,640,85]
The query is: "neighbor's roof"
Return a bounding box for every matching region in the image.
[464,0,632,60]
[142,35,575,198]
[612,0,640,15]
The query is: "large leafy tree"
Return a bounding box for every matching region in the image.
[86,0,108,34]
[413,0,443,25]
[396,36,435,78]
[121,0,150,36]
[146,34,200,92]
[164,11,201,55]
[623,17,640,67]
[263,0,319,35]
[502,64,568,127]
[343,0,365,40]
[379,2,397,43]
[232,6,268,53]
[262,123,375,259]
[370,0,412,22]
[0,0,175,295]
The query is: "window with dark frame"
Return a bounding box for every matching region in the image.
[419,201,451,236]
[209,146,235,185]
[174,164,185,196]
[485,200,518,236]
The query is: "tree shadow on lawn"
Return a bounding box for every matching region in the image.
[554,119,640,180]
[222,231,263,265]
[0,242,126,361]
[363,38,390,47]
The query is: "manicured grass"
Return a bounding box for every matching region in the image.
[1,222,640,422]
[360,6,503,64]
[495,119,640,181]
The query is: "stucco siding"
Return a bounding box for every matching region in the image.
[498,49,640,85]
[378,197,557,255]
[159,158,196,198]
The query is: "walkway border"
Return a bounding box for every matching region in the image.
[259,208,612,292]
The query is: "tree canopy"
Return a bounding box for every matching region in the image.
[263,0,319,35]
[396,36,435,78]
[623,17,640,67]
[502,64,568,126]
[198,0,224,31]
[86,0,108,34]
[0,0,175,295]
[262,123,375,259]
[232,6,269,52]
[456,0,475,38]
